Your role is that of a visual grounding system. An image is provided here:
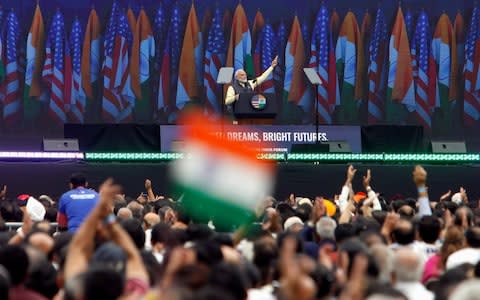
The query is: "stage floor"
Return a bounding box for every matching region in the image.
[3,161,479,203]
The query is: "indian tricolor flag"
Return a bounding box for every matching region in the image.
[127,7,136,33]
[252,10,265,53]
[176,3,202,110]
[81,8,101,121]
[226,4,253,75]
[171,113,275,231]
[23,4,44,121]
[336,11,361,123]
[131,8,155,121]
[386,7,415,123]
[283,16,308,106]
[432,14,457,110]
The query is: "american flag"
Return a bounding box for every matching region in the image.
[154,4,168,72]
[367,7,387,124]
[102,2,134,123]
[203,8,224,115]
[69,19,85,123]
[43,11,68,124]
[274,21,287,94]
[157,4,182,114]
[308,5,336,124]
[2,11,20,124]
[0,8,6,86]
[413,11,437,129]
[464,6,480,125]
[260,23,275,93]
[405,9,414,44]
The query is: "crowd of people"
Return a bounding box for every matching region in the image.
[0,165,478,300]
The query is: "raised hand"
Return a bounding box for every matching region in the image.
[346,165,357,184]
[144,179,152,190]
[413,165,427,187]
[98,178,122,218]
[363,169,371,188]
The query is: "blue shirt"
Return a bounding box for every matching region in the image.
[58,187,99,232]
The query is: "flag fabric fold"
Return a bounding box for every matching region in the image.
[176,3,202,110]
[131,9,155,121]
[464,6,480,125]
[412,11,438,129]
[226,4,252,76]
[386,7,415,123]
[81,8,101,121]
[336,11,361,124]
[102,2,135,123]
[3,11,21,125]
[367,7,388,124]
[23,4,44,122]
[260,23,276,93]
[308,5,339,124]
[68,18,86,123]
[203,8,225,115]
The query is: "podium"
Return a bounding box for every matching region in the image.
[233,93,278,125]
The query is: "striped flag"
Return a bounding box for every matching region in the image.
[358,11,371,108]
[252,10,265,52]
[386,7,415,123]
[157,4,182,115]
[308,5,339,124]
[336,12,361,124]
[176,3,202,110]
[260,23,276,93]
[0,8,5,86]
[283,16,309,114]
[2,11,21,124]
[131,9,155,121]
[274,21,287,95]
[464,7,480,125]
[102,2,135,123]
[413,11,438,129]
[152,4,168,113]
[23,4,44,122]
[68,18,85,123]
[367,7,388,124]
[203,8,225,115]
[81,8,101,122]
[171,112,275,231]
[41,11,69,124]
[226,4,252,76]
[201,8,212,48]
[432,13,456,129]
[127,7,136,33]
[331,9,341,45]
[405,10,415,43]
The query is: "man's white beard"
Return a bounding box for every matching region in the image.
[238,78,247,83]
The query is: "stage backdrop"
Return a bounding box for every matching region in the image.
[0,0,479,149]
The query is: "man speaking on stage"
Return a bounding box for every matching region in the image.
[224,56,278,114]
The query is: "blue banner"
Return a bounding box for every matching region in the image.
[160,125,361,153]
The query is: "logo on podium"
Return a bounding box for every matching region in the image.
[250,94,267,110]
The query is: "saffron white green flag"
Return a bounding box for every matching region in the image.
[171,114,275,231]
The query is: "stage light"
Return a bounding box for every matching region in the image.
[85,152,184,161]
[0,152,84,159]
[286,153,383,161]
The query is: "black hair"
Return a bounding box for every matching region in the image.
[295,204,312,223]
[208,263,247,300]
[120,218,146,249]
[334,223,356,244]
[0,245,29,285]
[25,259,58,299]
[83,266,125,300]
[418,216,441,244]
[70,173,87,188]
[466,227,480,248]
[392,219,415,245]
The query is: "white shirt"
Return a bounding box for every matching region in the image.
[144,228,152,250]
[445,247,480,270]
[395,282,434,300]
